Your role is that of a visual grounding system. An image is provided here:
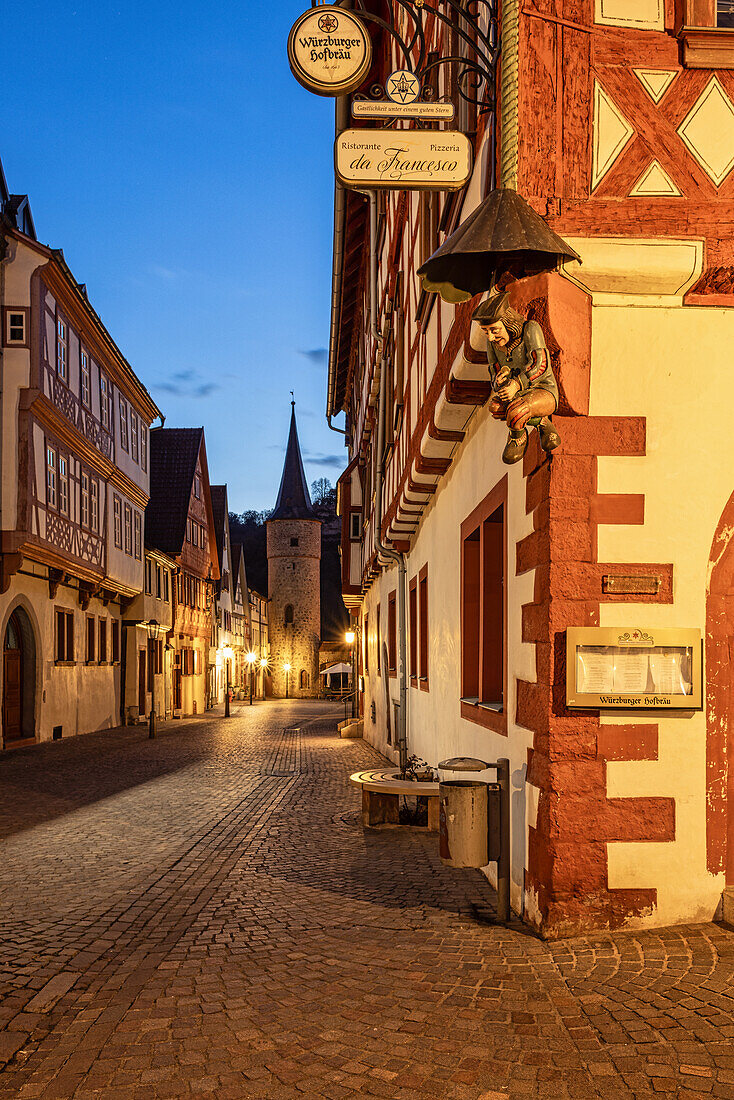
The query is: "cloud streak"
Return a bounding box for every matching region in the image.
[299,348,328,368]
[154,369,221,399]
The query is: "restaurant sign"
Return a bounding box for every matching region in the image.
[335,129,472,190]
[288,6,372,97]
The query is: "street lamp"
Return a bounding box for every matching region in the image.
[345,628,356,719]
[283,662,291,699]
[246,650,257,705]
[146,619,162,739]
[223,644,234,717]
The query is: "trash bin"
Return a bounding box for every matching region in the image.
[439,780,488,867]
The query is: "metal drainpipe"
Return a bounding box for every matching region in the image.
[327,93,350,435]
[374,350,408,773]
[356,188,409,771]
[500,0,520,190]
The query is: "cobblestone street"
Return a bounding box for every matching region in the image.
[0,702,733,1099]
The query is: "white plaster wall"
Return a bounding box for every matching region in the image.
[3,241,39,531]
[590,300,734,926]
[361,400,537,914]
[0,569,122,742]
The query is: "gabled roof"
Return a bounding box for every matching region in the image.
[146,427,204,556]
[231,541,243,580]
[210,485,228,570]
[270,403,317,521]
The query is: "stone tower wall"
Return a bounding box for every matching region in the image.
[266,519,321,698]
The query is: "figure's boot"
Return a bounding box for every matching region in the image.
[502,429,528,465]
[538,416,561,453]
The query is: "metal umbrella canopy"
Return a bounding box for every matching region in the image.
[417,188,582,303]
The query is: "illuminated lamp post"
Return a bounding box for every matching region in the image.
[246,650,257,705]
[146,619,162,739]
[223,644,233,717]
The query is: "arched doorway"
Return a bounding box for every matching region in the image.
[3,607,36,745]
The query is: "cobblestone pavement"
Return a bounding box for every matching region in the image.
[0,702,733,1100]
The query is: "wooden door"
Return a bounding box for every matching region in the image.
[174,667,182,710]
[3,650,22,741]
[138,650,146,717]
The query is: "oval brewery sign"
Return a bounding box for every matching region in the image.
[288,6,372,97]
[335,129,473,191]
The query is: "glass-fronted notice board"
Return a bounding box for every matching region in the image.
[566,628,702,709]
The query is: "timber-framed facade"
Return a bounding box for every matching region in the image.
[330,0,734,936]
[0,184,161,745]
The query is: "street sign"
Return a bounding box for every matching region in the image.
[335,129,473,191]
[288,6,372,97]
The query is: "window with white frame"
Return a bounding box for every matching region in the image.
[141,425,147,471]
[56,318,68,382]
[145,558,153,594]
[5,311,26,345]
[124,504,132,555]
[119,396,129,451]
[134,511,141,560]
[80,350,91,407]
[81,473,90,528]
[46,445,57,508]
[100,374,111,431]
[130,410,139,462]
[58,455,68,515]
[113,495,122,547]
[90,479,99,532]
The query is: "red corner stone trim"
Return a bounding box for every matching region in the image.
[518,413,676,937]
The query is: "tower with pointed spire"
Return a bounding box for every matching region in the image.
[266,402,321,698]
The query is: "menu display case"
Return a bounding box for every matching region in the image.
[566,628,702,710]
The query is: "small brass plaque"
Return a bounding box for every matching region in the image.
[602,574,660,595]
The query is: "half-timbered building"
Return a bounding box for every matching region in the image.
[146,428,219,718]
[0,161,161,745]
[329,0,734,935]
[210,485,252,703]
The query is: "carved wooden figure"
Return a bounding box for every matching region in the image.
[472,293,561,464]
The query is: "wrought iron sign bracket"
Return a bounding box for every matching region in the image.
[314,0,499,116]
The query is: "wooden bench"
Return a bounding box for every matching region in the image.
[349,769,440,831]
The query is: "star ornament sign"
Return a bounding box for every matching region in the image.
[387,70,420,104]
[287,5,372,97]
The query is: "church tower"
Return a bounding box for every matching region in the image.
[266,403,321,698]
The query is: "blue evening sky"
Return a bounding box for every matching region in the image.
[4,1,346,512]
